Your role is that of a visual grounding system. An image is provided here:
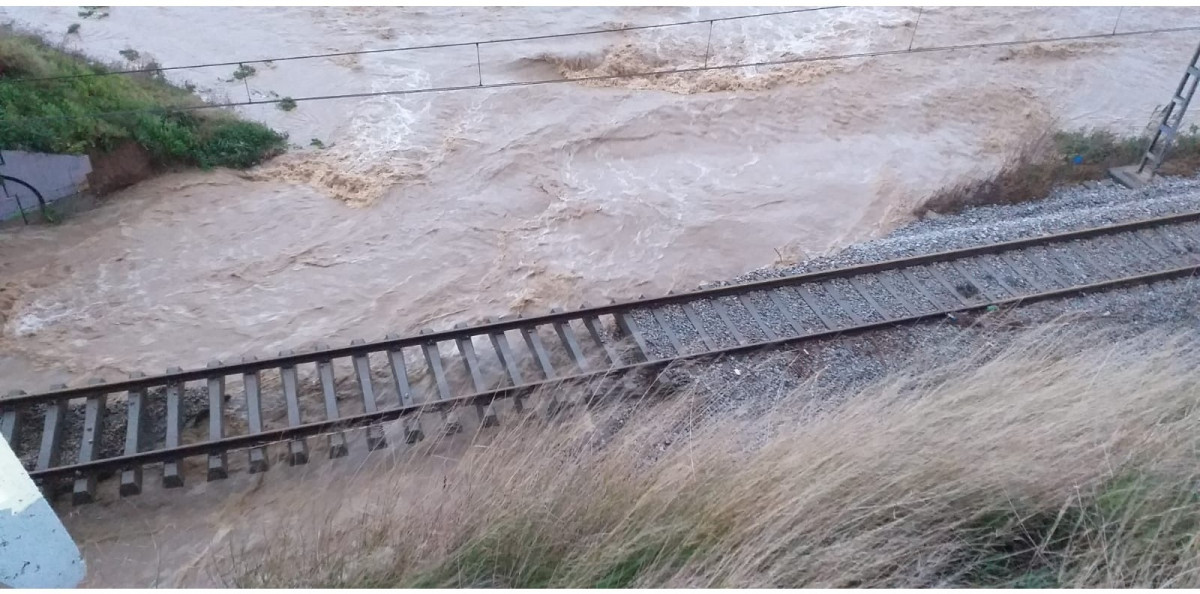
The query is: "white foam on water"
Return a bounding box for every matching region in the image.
[1,6,1199,587]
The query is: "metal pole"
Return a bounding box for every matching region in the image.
[1110,39,1200,188]
[240,63,251,102]
[703,21,714,68]
[476,42,483,86]
[908,7,924,52]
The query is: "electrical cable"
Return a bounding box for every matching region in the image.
[3,21,1197,124]
[1,6,846,84]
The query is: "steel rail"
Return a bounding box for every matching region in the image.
[28,260,1200,483]
[4,208,1199,405]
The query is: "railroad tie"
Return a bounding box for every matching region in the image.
[34,384,69,497]
[454,324,499,428]
[519,320,561,418]
[350,339,388,451]
[421,329,463,435]
[242,356,270,473]
[385,335,424,444]
[315,346,350,458]
[11,211,1200,503]
[278,350,309,466]
[72,379,109,505]
[486,319,527,413]
[204,361,227,481]
[1,390,24,447]
[119,373,147,496]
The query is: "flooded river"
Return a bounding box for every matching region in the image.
[3,6,1200,587]
[0,5,1198,399]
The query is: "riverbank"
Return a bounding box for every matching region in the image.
[55,168,1200,587]
[0,26,285,193]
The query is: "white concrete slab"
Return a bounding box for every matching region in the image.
[0,439,85,588]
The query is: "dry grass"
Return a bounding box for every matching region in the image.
[915,127,1200,217]
[220,326,1200,587]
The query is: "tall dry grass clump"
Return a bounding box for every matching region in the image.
[223,326,1200,587]
[915,126,1200,217]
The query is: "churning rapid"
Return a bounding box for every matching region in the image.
[1,6,1199,391]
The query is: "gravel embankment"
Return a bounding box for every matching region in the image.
[738,176,1200,280]
[644,175,1200,422]
[13,387,212,473]
[15,176,1200,474]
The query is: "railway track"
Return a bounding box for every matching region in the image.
[4,210,1200,504]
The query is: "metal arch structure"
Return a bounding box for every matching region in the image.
[0,174,49,224]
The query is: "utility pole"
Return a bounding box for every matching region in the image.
[1110,40,1200,189]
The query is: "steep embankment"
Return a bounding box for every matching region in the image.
[0,27,285,193]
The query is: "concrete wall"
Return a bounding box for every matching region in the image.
[0,150,92,221]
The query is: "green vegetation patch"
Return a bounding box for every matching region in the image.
[77,6,108,19]
[230,63,256,81]
[0,29,285,169]
[917,127,1200,216]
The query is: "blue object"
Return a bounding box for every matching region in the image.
[1072,155,1083,164]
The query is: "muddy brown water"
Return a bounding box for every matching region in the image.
[1,6,1199,586]
[1,6,1198,392]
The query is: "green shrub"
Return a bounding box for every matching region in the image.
[193,118,287,168]
[231,63,256,80]
[0,30,285,170]
[77,6,108,19]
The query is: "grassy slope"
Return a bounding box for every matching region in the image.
[226,326,1200,587]
[0,29,285,169]
[917,128,1200,216]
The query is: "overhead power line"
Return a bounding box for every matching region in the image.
[3,22,1198,125]
[1,6,845,84]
